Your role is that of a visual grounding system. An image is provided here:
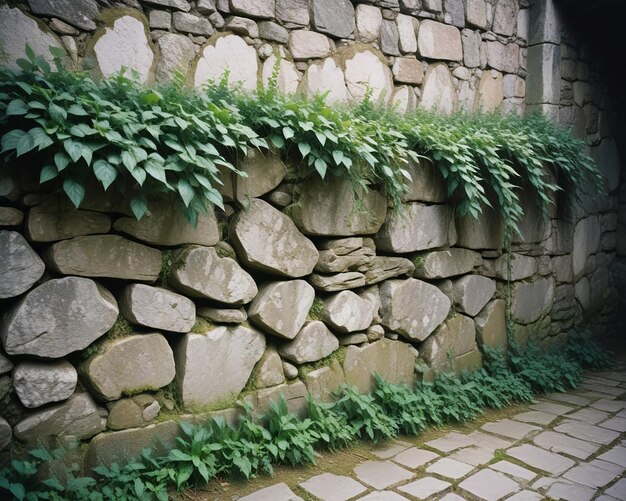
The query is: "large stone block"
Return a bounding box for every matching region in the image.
[344,50,394,105]
[417,20,462,61]
[0,416,11,451]
[474,70,503,113]
[286,176,387,236]
[381,19,400,56]
[229,0,275,18]
[315,237,375,273]
[0,206,23,227]
[321,291,374,334]
[120,284,196,333]
[113,201,219,247]
[246,381,308,417]
[232,198,319,278]
[466,0,487,29]
[511,277,555,324]
[380,278,450,341]
[81,333,175,401]
[572,216,601,279]
[194,34,258,90]
[288,30,332,60]
[14,393,105,444]
[528,0,561,45]
[0,231,45,299]
[28,0,99,31]
[276,0,309,25]
[262,55,300,94]
[493,253,537,281]
[356,4,382,43]
[169,245,257,305]
[1,277,118,358]
[248,280,315,339]
[46,235,162,282]
[526,43,561,106]
[439,275,495,316]
[13,360,77,409]
[393,58,424,85]
[401,159,446,203]
[590,138,621,193]
[363,256,415,285]
[254,346,285,389]
[278,321,339,364]
[474,299,506,350]
[456,207,504,250]
[106,395,160,431]
[492,0,518,36]
[376,203,456,253]
[311,0,355,38]
[413,248,482,279]
[302,57,348,103]
[175,325,265,409]
[219,149,286,202]
[397,14,418,53]
[155,33,196,83]
[305,359,345,402]
[418,63,457,114]
[343,338,416,393]
[420,314,477,366]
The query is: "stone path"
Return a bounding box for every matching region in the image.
[218,365,626,501]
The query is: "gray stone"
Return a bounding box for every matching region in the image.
[254,346,285,389]
[322,291,374,334]
[482,418,541,440]
[224,16,259,37]
[0,231,45,299]
[376,203,457,253]
[28,0,98,31]
[393,57,423,84]
[49,17,80,35]
[397,14,417,53]
[440,275,496,316]
[344,50,394,105]
[399,478,450,499]
[381,19,401,56]
[149,10,172,30]
[229,0,275,18]
[287,177,387,236]
[355,460,414,489]
[301,57,348,103]
[380,278,450,341]
[219,149,286,202]
[232,199,318,278]
[533,431,600,460]
[493,253,537,281]
[420,314,477,366]
[288,30,331,60]
[304,359,345,402]
[485,41,519,74]
[367,257,417,285]
[511,277,555,324]
[423,0,443,12]
[240,483,304,501]
[315,237,375,273]
[310,272,366,291]
[114,201,218,247]
[172,12,212,35]
[14,393,105,443]
[419,63,457,113]
[413,248,481,279]
[170,245,257,305]
[0,416,11,450]
[175,325,265,409]
[276,0,309,25]
[492,0,518,36]
[462,29,481,68]
[27,200,111,242]
[120,284,195,333]
[426,457,473,479]
[155,33,196,83]
[554,420,620,445]
[93,15,154,84]
[143,0,191,10]
[417,20,462,61]
[466,0,487,28]
[300,473,367,501]
[1,277,118,358]
[248,280,315,339]
[339,333,368,346]
[197,306,247,324]
[258,21,288,43]
[81,334,175,401]
[282,361,298,379]
[46,235,161,282]
[0,207,24,226]
[197,0,217,14]
[394,447,439,468]
[247,380,309,417]
[459,469,519,501]
[444,0,465,28]
[311,0,355,39]
[507,444,575,475]
[194,35,258,91]
[14,360,77,409]
[0,354,13,375]
[456,207,504,249]
[402,159,446,202]
[528,0,560,45]
[278,321,338,364]
[474,69,503,113]
[474,299,506,349]
[356,4,383,43]
[107,396,160,430]
[526,43,561,106]
[572,215,601,279]
[0,5,66,71]
[359,285,382,323]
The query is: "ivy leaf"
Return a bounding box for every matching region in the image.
[63,177,85,208]
[283,126,295,140]
[1,129,27,153]
[29,127,53,150]
[332,150,344,165]
[39,164,58,183]
[54,152,70,171]
[314,157,327,178]
[16,133,35,157]
[298,142,311,158]
[93,159,117,190]
[63,139,83,162]
[6,99,28,116]
[177,179,194,207]
[130,196,147,220]
[48,103,67,123]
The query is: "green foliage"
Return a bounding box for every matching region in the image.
[306,395,356,451]
[266,397,318,466]
[373,375,429,434]
[565,327,614,369]
[0,48,603,229]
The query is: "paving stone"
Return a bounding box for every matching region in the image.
[449,446,493,466]
[605,478,626,498]
[466,430,513,450]
[490,461,536,481]
[591,399,626,412]
[546,392,592,406]
[437,494,468,501]
[597,446,626,467]
[512,410,558,426]
[600,417,626,432]
[542,480,595,501]
[596,495,621,501]
[299,473,367,501]
[392,448,439,469]
[239,482,303,501]
[554,420,620,445]
[354,460,414,489]
[566,407,610,425]
[563,460,624,488]
[529,401,574,415]
[358,492,411,501]
[425,432,473,453]
[505,491,543,501]
[398,477,450,499]
[426,457,474,479]
[584,376,621,387]
[459,469,519,501]
[507,444,575,475]
[580,383,624,397]
[481,419,541,440]
[372,442,411,459]
[532,430,600,460]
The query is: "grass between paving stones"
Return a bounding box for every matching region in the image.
[0,327,612,500]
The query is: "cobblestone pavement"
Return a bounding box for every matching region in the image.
[233,365,626,501]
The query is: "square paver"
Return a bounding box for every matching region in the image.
[505,490,543,501]
[354,460,414,490]
[544,480,595,501]
[358,492,411,501]
[449,446,494,466]
[299,473,367,501]
[605,478,626,498]
[600,416,626,432]
[489,460,536,481]
[532,430,600,460]
[467,431,513,450]
[565,407,610,424]
[438,494,468,501]
[507,444,575,475]
[597,445,626,467]
[426,458,474,480]
[545,392,591,406]
[584,376,621,387]
[425,432,473,453]
[459,469,519,501]
[240,482,303,501]
[555,419,620,445]
[512,410,558,426]
[563,460,624,488]
[529,401,573,415]
[481,419,541,440]
[580,382,624,396]
[398,477,450,499]
[592,399,626,412]
[392,448,439,469]
[372,441,412,459]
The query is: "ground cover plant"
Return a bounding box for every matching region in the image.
[0,327,612,500]
[0,49,603,230]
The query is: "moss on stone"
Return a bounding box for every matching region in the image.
[190,317,216,334]
[297,346,348,379]
[79,316,133,359]
[308,297,325,321]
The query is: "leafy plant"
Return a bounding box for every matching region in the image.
[372,375,429,434]
[565,327,614,369]
[306,395,355,451]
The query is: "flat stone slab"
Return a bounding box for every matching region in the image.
[605,478,626,498]
[449,446,494,467]
[490,461,536,481]
[425,432,473,453]
[507,444,575,475]
[398,477,450,499]
[392,448,439,469]
[554,420,620,445]
[239,483,303,501]
[540,479,595,501]
[529,401,574,415]
[566,407,610,424]
[600,416,626,432]
[513,410,558,426]
[597,445,626,467]
[466,430,513,450]
[533,430,600,459]
[359,492,411,501]
[506,491,543,501]
[481,419,541,440]
[353,460,413,489]
[591,399,626,412]
[426,457,474,479]
[546,392,592,406]
[459,469,520,501]
[371,441,411,459]
[563,460,624,488]
[299,473,366,501]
